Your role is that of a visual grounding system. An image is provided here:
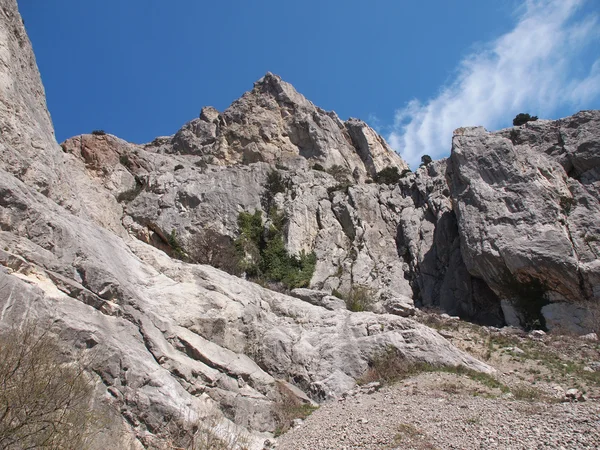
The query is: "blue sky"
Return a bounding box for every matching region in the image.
[19,0,600,168]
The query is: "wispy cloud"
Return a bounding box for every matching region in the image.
[388,0,600,168]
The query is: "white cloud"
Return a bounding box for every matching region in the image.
[388,0,600,168]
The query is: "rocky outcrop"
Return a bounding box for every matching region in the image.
[1,0,599,445]
[0,2,493,447]
[450,115,600,332]
[154,72,408,180]
[58,79,600,335]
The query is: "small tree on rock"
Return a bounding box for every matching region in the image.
[513,113,538,126]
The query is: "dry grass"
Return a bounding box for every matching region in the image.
[272,382,318,437]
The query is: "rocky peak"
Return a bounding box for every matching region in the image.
[251,71,313,110]
[156,72,409,177]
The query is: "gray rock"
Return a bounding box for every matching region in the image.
[580,332,598,342]
[1,0,599,445]
[451,116,600,332]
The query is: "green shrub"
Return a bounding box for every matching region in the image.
[167,229,186,260]
[234,208,316,289]
[513,113,538,126]
[262,170,291,211]
[119,154,132,169]
[312,163,325,172]
[420,155,432,167]
[91,129,106,136]
[374,166,401,184]
[235,210,264,276]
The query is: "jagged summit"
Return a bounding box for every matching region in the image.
[133,72,409,177]
[250,72,312,109]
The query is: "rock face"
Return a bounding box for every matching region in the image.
[0,1,492,447]
[451,118,600,332]
[1,0,599,445]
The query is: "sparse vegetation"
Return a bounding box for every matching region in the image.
[273,382,318,437]
[235,209,316,290]
[359,345,509,393]
[511,384,545,402]
[91,129,106,136]
[168,229,186,260]
[326,164,351,183]
[0,323,112,449]
[344,284,377,312]
[374,166,401,184]
[513,113,538,126]
[312,163,325,172]
[188,229,242,275]
[420,154,432,167]
[119,154,132,170]
[331,288,344,300]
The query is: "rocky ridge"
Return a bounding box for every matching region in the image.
[0,0,599,447]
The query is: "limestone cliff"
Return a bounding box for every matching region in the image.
[0,1,491,447]
[1,0,599,446]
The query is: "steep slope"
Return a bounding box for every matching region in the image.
[0,1,493,447]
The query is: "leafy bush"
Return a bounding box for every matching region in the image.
[262,170,291,211]
[374,166,401,184]
[235,209,316,289]
[0,323,110,449]
[312,163,325,172]
[91,129,106,136]
[235,210,264,276]
[513,113,538,126]
[266,170,288,195]
[420,155,432,167]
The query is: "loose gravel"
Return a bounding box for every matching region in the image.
[276,373,600,450]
